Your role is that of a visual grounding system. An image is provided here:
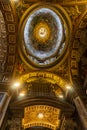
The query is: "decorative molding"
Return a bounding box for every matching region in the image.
[5,13,14,22]
[9,35,16,44]
[61,1,87,6]
[15,0,87,5]
[8,24,15,33]
[2,3,11,11]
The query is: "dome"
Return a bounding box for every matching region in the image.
[19,4,72,68]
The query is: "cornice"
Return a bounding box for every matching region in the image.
[61,1,87,6]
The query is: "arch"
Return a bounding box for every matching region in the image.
[19,71,71,92]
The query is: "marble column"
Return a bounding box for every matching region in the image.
[74,96,87,130]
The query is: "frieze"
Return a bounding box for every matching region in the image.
[22,105,61,129]
[19,71,70,91]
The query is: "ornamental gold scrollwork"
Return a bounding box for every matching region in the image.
[64,6,81,25]
[22,105,61,129]
[19,71,69,91]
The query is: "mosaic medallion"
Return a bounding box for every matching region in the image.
[19,4,72,68]
[33,22,51,43]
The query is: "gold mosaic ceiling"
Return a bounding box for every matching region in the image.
[0,0,87,129]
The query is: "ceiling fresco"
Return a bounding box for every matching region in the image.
[19,4,72,68]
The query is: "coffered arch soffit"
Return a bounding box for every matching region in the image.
[0,1,17,82]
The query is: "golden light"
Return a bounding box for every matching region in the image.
[19,91,26,97]
[14,82,20,88]
[65,85,74,97]
[11,81,21,89]
[66,85,73,91]
[11,0,19,2]
[38,113,44,119]
[58,94,64,99]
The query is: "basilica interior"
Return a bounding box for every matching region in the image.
[0,0,87,130]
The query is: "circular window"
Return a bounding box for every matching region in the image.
[19,4,72,68]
